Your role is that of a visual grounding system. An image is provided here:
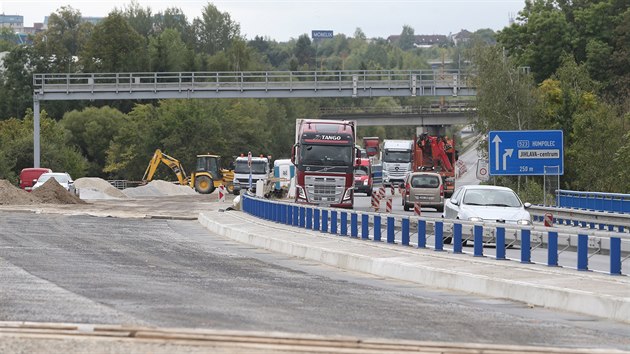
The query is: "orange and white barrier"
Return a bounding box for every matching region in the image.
[218,185,226,202]
[386,197,393,213]
[414,202,421,216]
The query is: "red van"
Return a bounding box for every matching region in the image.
[353,158,373,196]
[19,168,52,192]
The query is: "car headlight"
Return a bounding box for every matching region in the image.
[468,217,483,222]
[517,219,532,225]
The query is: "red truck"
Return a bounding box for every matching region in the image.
[292,119,358,208]
[412,129,457,197]
[353,157,373,196]
[362,137,380,157]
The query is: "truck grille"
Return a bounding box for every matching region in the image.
[305,176,345,204]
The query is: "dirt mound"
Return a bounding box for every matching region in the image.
[0,180,40,205]
[75,177,128,199]
[31,178,86,204]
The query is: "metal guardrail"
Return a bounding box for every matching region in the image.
[32,70,475,100]
[319,102,477,116]
[242,195,628,275]
[107,180,144,190]
[530,205,630,233]
[556,190,630,214]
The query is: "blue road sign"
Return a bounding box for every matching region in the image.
[312,30,334,39]
[488,130,563,176]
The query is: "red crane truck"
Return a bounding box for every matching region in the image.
[412,128,457,197]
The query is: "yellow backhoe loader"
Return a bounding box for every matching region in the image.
[142,149,234,194]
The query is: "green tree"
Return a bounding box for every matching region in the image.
[35,6,92,73]
[1,46,47,119]
[193,4,241,55]
[398,25,416,50]
[60,106,126,177]
[470,44,538,150]
[118,0,154,37]
[294,34,314,66]
[148,28,191,72]
[80,13,148,72]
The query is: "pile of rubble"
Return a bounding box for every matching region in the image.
[122,180,197,198]
[0,179,85,205]
[75,178,128,200]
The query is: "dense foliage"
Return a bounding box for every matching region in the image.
[0,0,627,197]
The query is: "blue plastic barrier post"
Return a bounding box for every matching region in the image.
[306,208,313,229]
[418,220,427,248]
[387,217,395,244]
[361,214,369,240]
[401,218,410,246]
[453,223,463,254]
[520,229,531,264]
[331,211,338,234]
[293,206,299,226]
[281,204,287,224]
[610,237,621,275]
[496,227,505,260]
[299,207,306,228]
[351,213,358,238]
[321,209,328,233]
[314,209,320,231]
[265,202,271,220]
[373,215,382,242]
[435,222,444,251]
[548,231,558,267]
[287,205,293,225]
[341,212,348,236]
[577,234,588,271]
[473,225,483,257]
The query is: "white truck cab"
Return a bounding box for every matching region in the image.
[381,139,413,186]
[232,156,270,195]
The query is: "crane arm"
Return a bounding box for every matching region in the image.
[142,149,189,186]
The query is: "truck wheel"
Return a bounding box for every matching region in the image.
[367,188,372,196]
[225,181,235,194]
[195,176,215,194]
[233,189,240,196]
[403,202,410,212]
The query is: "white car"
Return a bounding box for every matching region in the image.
[33,172,77,195]
[443,185,532,225]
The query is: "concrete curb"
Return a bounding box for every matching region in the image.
[198,211,630,323]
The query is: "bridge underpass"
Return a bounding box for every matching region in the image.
[31,69,476,167]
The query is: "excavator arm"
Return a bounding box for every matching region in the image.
[142,149,189,186]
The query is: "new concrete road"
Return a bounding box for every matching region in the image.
[1,202,629,351]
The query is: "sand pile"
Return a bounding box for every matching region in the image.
[75,177,128,200]
[123,180,198,197]
[0,180,40,205]
[31,178,86,204]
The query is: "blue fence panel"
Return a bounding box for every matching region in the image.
[557,189,630,214]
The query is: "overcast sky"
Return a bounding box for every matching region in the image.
[3,1,526,41]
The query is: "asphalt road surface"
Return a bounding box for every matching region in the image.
[1,210,629,351]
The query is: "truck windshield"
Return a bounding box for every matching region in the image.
[383,150,411,163]
[234,160,267,174]
[301,145,352,166]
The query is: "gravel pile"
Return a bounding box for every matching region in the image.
[122,180,198,197]
[75,178,128,200]
[0,179,85,205]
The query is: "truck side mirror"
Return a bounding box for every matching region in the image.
[356,148,361,159]
[291,144,297,164]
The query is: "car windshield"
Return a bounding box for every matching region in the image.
[354,166,368,176]
[411,175,440,188]
[462,189,521,207]
[38,174,70,183]
[383,150,411,163]
[300,145,352,166]
[235,160,267,174]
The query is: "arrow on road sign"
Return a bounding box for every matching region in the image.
[492,135,502,170]
[502,149,513,171]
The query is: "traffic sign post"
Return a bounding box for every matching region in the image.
[488,130,564,176]
[476,159,489,181]
[247,151,253,189]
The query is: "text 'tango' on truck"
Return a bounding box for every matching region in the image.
[292,119,359,208]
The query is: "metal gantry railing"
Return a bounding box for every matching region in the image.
[241,194,629,276]
[31,69,476,168]
[33,69,475,100]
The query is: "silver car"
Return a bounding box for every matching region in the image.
[443,185,531,225]
[402,172,444,212]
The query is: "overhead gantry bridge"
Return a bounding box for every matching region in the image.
[31,69,476,167]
